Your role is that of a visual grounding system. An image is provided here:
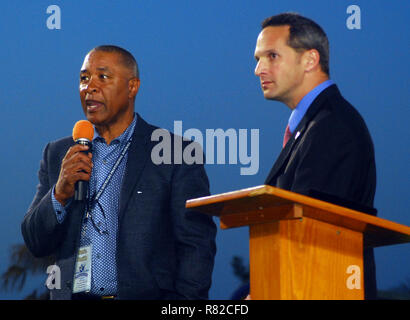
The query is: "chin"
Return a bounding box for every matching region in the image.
[263,93,278,101]
[85,114,101,126]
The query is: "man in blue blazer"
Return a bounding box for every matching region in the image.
[22,45,216,300]
[254,14,377,299]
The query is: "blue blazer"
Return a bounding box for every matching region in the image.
[265,84,378,299]
[22,114,217,300]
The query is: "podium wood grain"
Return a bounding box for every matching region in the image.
[250,217,363,299]
[186,185,410,300]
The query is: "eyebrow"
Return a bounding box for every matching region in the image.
[80,66,111,73]
[255,49,279,58]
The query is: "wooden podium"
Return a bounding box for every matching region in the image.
[186,185,410,300]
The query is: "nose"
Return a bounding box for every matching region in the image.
[87,78,98,93]
[254,59,263,77]
[81,76,99,94]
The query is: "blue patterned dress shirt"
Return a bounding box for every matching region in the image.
[52,114,137,296]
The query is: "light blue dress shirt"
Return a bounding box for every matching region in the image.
[288,80,334,133]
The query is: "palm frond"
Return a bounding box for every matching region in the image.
[1,265,27,291]
[1,243,54,293]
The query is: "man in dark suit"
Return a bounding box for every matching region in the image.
[21,45,216,300]
[254,13,377,299]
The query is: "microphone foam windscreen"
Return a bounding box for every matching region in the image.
[72,120,94,141]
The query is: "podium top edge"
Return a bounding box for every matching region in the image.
[186,185,410,237]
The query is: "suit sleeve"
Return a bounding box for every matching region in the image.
[169,153,217,299]
[290,119,374,205]
[21,143,67,257]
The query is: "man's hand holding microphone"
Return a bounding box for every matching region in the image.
[54,120,94,205]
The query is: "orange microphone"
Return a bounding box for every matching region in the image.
[73,120,94,144]
[72,120,94,201]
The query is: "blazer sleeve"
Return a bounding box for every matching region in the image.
[289,118,375,207]
[168,156,217,299]
[21,142,67,257]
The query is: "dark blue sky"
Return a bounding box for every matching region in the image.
[0,1,408,299]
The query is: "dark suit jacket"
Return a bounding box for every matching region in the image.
[265,84,377,299]
[22,114,217,300]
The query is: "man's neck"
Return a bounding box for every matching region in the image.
[285,74,329,110]
[95,113,135,145]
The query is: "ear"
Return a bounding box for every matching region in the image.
[303,49,320,72]
[128,78,141,99]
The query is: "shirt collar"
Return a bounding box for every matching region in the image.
[288,79,334,133]
[93,113,137,145]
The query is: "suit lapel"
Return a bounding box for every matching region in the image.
[264,120,308,184]
[118,114,152,220]
[264,84,338,185]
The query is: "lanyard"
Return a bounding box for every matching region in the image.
[83,137,133,235]
[92,137,132,204]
